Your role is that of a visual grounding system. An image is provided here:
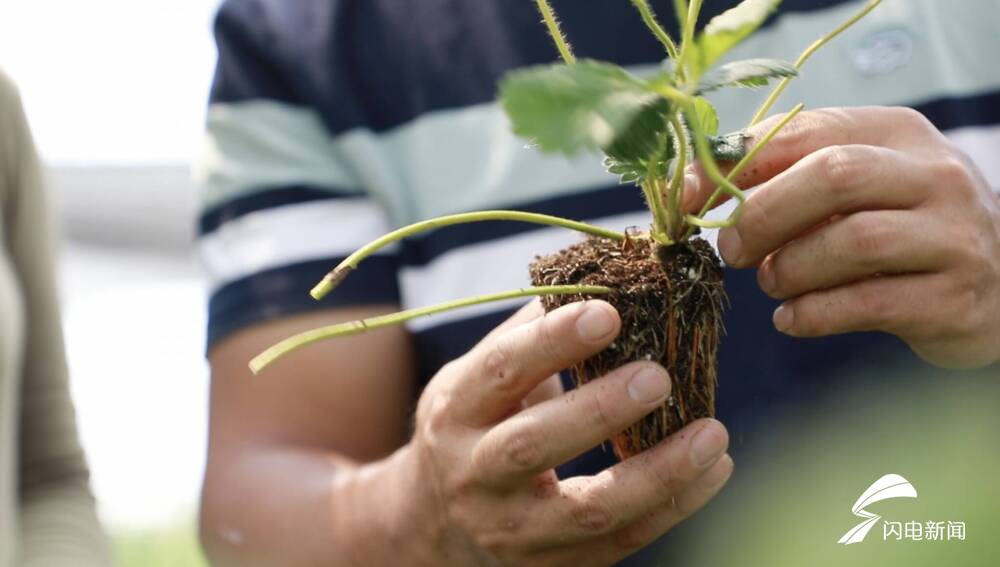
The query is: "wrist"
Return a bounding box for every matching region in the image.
[335,443,447,566]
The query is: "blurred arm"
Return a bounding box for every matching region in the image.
[199,307,421,566]
[1,71,112,566]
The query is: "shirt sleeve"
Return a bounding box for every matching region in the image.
[1,71,112,567]
[197,0,402,350]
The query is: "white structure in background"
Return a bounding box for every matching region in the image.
[0,1,222,529]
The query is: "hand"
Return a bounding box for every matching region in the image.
[393,300,733,566]
[685,106,1000,369]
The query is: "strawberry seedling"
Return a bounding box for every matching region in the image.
[250,0,882,459]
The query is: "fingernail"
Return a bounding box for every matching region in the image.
[773,304,793,333]
[576,302,616,341]
[689,421,728,467]
[758,261,776,294]
[627,366,670,404]
[717,229,742,267]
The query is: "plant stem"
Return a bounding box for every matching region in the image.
[685,103,804,237]
[534,0,576,64]
[641,162,671,244]
[676,0,704,80]
[630,0,679,60]
[679,100,746,229]
[749,0,882,126]
[311,211,625,300]
[250,285,612,373]
[666,112,689,239]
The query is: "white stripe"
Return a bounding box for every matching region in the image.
[944,124,1000,190]
[195,102,362,210]
[199,199,393,290]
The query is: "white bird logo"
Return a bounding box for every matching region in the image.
[838,474,918,545]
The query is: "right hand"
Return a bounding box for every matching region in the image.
[394,299,734,566]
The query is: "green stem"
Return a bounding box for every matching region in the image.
[311,211,625,300]
[534,0,576,64]
[630,0,679,60]
[641,166,671,244]
[250,285,612,374]
[749,0,882,126]
[666,112,689,239]
[685,103,804,237]
[679,100,746,229]
[676,0,704,80]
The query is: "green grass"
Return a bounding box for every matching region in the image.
[113,521,207,567]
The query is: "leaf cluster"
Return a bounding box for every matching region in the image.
[499,0,794,187]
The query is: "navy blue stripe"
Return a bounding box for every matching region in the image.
[207,256,400,349]
[400,183,649,267]
[199,185,357,235]
[913,88,1000,133]
[210,0,861,135]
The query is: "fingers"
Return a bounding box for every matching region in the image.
[757,210,949,300]
[532,419,730,547]
[450,300,621,426]
[772,273,930,338]
[683,106,927,214]
[718,144,930,267]
[471,362,671,488]
[589,454,734,563]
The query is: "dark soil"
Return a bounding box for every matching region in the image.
[529,234,726,460]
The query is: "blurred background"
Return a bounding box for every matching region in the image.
[1,1,997,566]
[0,1,219,564]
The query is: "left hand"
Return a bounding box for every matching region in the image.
[684,106,1000,369]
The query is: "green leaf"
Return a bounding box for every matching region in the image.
[691,97,719,136]
[697,58,797,93]
[706,131,749,162]
[694,0,782,74]
[603,128,676,185]
[499,59,668,160]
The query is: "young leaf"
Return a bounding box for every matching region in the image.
[697,58,797,93]
[706,131,749,162]
[499,59,668,160]
[604,127,676,185]
[691,97,719,136]
[694,0,782,74]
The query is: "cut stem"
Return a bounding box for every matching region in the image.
[534,0,576,64]
[630,0,679,60]
[250,285,612,373]
[311,211,625,300]
[749,0,882,126]
[685,103,804,236]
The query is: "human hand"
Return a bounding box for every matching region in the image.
[393,300,732,566]
[685,106,1000,369]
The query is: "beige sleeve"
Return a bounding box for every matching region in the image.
[0,72,113,567]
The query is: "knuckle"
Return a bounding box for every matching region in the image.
[571,491,616,534]
[933,154,976,200]
[844,214,890,264]
[582,387,618,433]
[419,390,453,436]
[483,335,521,392]
[855,285,893,328]
[891,106,934,132]
[613,516,657,552]
[499,429,546,473]
[817,145,877,195]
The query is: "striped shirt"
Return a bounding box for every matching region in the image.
[197,0,999,561]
